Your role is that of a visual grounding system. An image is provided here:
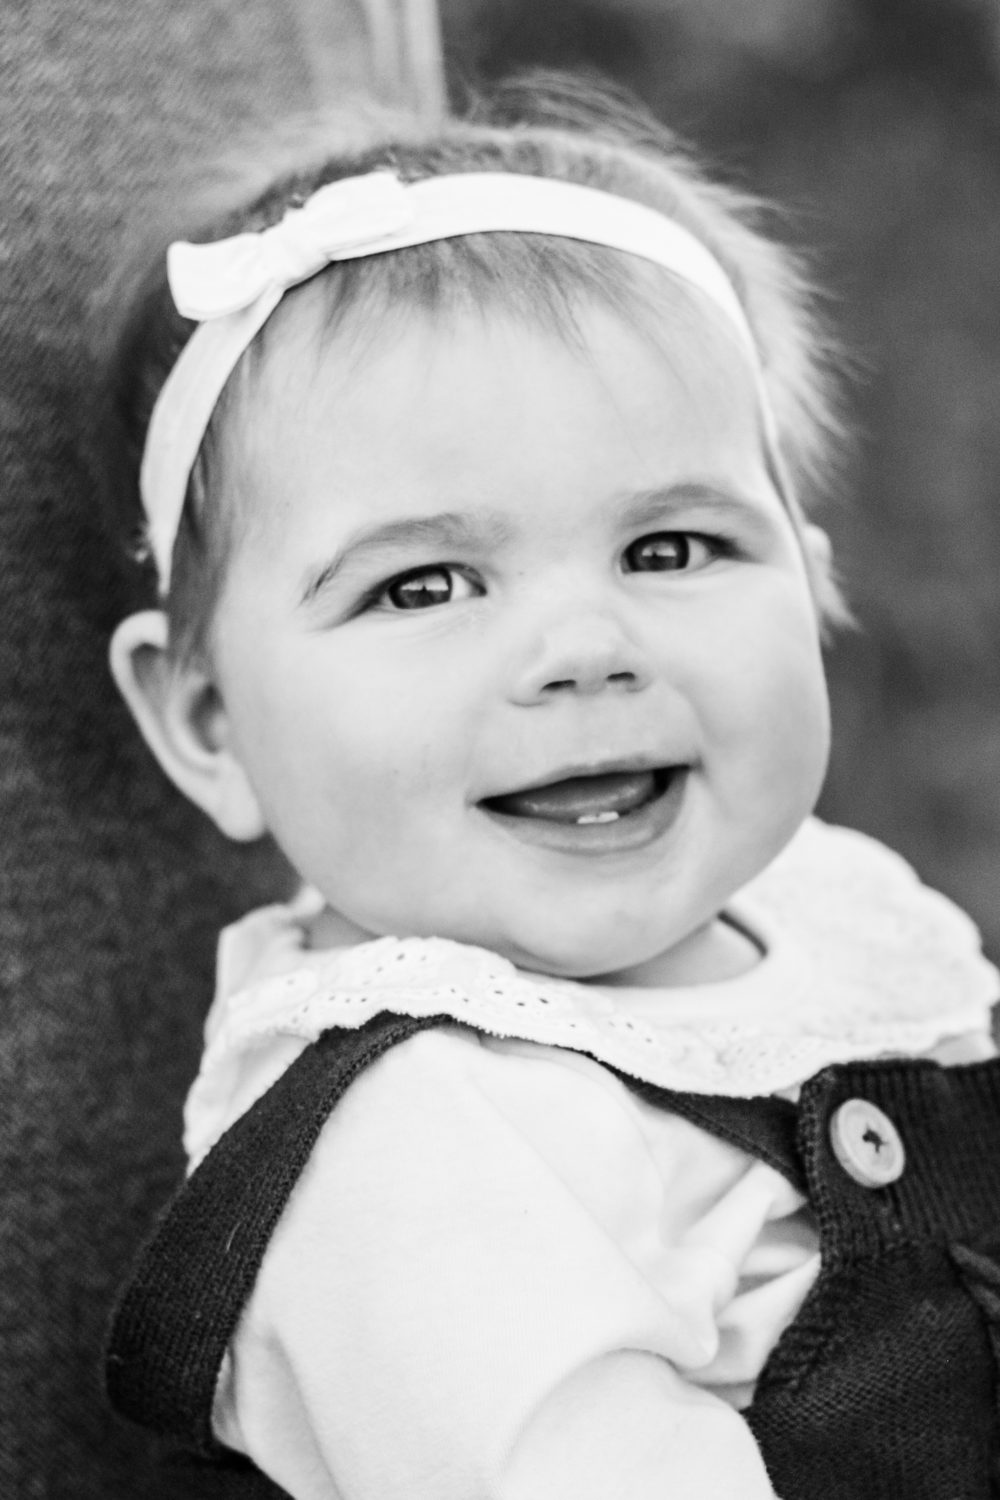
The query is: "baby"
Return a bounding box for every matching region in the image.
[103,79,1000,1500]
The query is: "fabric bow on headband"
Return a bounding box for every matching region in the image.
[168,173,413,321]
[142,169,766,594]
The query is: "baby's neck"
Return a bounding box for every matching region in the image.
[591,914,763,989]
[306,905,762,989]
[306,906,377,951]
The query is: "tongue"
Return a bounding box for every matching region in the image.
[488,771,658,823]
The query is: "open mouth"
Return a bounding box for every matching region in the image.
[481,767,675,825]
[478,765,689,853]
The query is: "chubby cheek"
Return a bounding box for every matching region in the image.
[240,652,473,899]
[689,590,830,809]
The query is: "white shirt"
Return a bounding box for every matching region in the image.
[186,820,998,1500]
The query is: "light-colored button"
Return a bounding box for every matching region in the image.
[829,1098,905,1187]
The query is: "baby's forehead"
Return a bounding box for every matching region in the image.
[244,256,761,424]
[219,276,776,567]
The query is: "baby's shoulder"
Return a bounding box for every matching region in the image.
[765,815,942,885]
[752,815,985,944]
[349,1022,647,1147]
[740,816,998,1031]
[295,1022,706,1244]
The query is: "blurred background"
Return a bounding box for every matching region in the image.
[438,0,1000,961]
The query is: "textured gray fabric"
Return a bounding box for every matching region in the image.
[0,6,375,1495]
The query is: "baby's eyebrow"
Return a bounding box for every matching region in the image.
[619,484,779,536]
[299,486,778,605]
[299,511,515,604]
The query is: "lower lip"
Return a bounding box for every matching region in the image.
[478,769,690,856]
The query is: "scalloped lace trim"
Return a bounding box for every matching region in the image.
[186,820,998,1163]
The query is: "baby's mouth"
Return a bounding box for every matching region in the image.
[481,768,675,826]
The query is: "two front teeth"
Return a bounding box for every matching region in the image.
[483,767,674,826]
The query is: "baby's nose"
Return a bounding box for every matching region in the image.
[508,611,653,704]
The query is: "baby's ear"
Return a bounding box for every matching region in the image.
[801,523,852,631]
[109,610,267,842]
[803,523,833,573]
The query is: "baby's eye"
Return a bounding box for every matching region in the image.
[377,565,480,611]
[623,531,719,573]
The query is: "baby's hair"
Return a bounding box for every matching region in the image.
[101,71,846,664]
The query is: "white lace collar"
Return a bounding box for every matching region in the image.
[186,820,998,1164]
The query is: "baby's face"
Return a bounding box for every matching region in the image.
[208,295,830,980]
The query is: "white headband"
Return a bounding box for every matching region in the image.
[141,170,765,592]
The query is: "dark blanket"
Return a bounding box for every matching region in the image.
[0,5,383,1494]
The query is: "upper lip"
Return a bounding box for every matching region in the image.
[477,755,686,804]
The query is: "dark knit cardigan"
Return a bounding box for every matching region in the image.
[109,1011,1000,1499]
